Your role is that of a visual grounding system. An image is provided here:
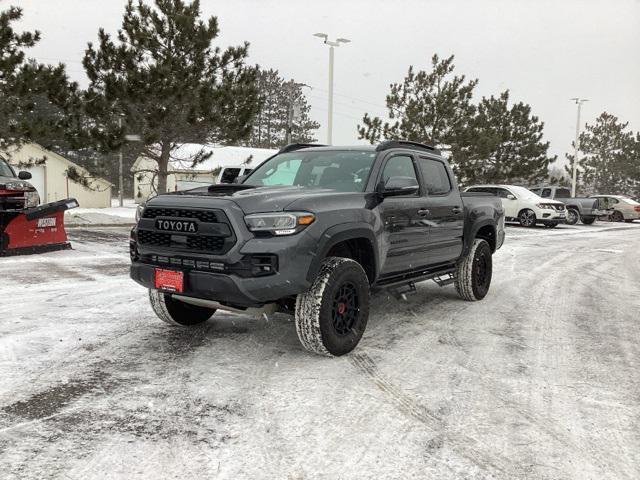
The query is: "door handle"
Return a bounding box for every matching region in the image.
[417,209,430,216]
[452,206,462,214]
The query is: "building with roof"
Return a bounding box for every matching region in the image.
[131,144,277,203]
[1,143,113,208]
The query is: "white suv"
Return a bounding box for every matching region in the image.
[465,185,566,228]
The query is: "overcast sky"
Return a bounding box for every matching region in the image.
[14,0,640,164]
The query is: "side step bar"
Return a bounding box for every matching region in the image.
[173,294,278,317]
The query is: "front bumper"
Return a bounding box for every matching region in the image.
[538,208,566,223]
[130,225,320,307]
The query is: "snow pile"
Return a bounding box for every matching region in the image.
[65,199,137,226]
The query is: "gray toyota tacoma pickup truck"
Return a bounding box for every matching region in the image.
[130,141,505,356]
[529,185,605,225]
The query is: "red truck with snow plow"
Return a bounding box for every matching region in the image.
[0,156,78,256]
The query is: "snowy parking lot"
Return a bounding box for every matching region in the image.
[1,222,640,479]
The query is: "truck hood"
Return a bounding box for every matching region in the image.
[155,185,362,214]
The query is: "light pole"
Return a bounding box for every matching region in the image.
[314,33,350,144]
[570,98,588,197]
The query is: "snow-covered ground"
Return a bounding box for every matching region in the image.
[1,222,640,479]
[64,199,137,226]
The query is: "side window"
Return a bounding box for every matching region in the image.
[541,188,552,198]
[382,155,418,185]
[220,168,241,183]
[530,188,541,195]
[417,158,451,195]
[495,188,511,198]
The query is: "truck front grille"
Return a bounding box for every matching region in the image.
[137,206,234,254]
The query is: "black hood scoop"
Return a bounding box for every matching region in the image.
[168,184,257,197]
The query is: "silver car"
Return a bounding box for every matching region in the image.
[591,195,640,222]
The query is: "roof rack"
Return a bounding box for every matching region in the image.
[375,140,440,154]
[279,143,328,153]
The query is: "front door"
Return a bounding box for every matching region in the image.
[495,187,519,218]
[378,154,430,275]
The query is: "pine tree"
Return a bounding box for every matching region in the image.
[82,0,260,193]
[0,5,78,151]
[357,54,477,154]
[245,69,318,149]
[456,91,556,185]
[569,112,637,195]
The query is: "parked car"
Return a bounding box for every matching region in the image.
[130,140,505,356]
[465,184,566,228]
[0,156,40,211]
[529,185,604,225]
[591,195,640,223]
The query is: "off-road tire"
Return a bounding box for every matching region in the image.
[295,257,370,356]
[455,239,492,302]
[581,216,596,225]
[565,208,580,225]
[149,289,215,326]
[518,209,537,228]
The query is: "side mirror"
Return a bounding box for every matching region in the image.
[18,171,32,180]
[506,194,516,200]
[378,176,419,197]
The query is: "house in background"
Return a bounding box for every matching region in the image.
[131,144,277,203]
[2,143,113,208]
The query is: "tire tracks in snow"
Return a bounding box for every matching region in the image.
[350,351,515,477]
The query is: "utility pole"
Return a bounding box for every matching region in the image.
[314,33,350,145]
[570,98,588,197]
[285,82,311,145]
[118,116,123,207]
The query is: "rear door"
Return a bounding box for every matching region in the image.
[378,154,430,275]
[416,156,463,264]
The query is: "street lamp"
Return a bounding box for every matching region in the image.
[570,98,588,197]
[117,114,142,207]
[314,33,351,144]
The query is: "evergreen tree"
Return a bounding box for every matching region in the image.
[456,91,556,185]
[245,69,318,149]
[0,5,79,151]
[82,0,260,193]
[357,54,477,154]
[569,112,637,195]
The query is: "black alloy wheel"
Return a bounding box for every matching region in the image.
[331,282,359,336]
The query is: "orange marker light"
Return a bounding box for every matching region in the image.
[297,214,315,225]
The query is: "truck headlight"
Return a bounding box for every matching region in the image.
[135,203,145,222]
[244,212,315,235]
[25,191,40,208]
[4,181,31,191]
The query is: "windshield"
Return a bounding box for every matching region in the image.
[0,158,16,178]
[243,150,377,192]
[511,185,543,200]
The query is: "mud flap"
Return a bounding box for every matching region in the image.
[0,199,79,256]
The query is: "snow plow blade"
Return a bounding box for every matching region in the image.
[0,199,79,256]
